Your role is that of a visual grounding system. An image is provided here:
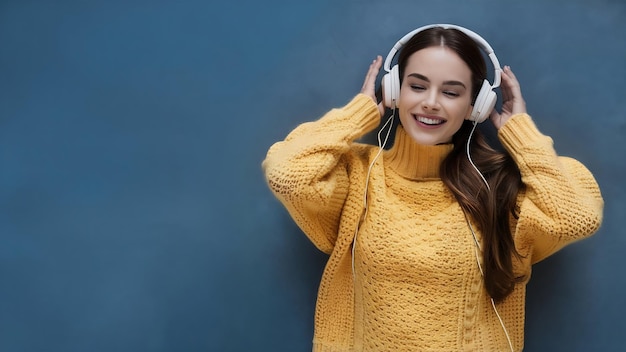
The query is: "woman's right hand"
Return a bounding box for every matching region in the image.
[360,55,385,117]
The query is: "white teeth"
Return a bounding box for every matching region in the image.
[416,116,444,125]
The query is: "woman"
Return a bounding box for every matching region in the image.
[262,25,603,352]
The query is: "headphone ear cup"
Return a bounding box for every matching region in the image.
[469,80,496,123]
[382,65,400,109]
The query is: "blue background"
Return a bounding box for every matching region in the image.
[1,1,624,351]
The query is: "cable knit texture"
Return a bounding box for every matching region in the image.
[262,94,604,351]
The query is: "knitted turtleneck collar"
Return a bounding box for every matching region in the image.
[384,125,453,180]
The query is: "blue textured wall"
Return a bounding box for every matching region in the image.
[1,1,624,351]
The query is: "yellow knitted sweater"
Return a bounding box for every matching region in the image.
[262,94,603,351]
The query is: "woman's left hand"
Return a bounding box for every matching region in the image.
[490,66,527,130]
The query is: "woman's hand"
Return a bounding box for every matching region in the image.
[360,55,385,118]
[490,66,527,130]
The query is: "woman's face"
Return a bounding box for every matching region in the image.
[398,46,474,145]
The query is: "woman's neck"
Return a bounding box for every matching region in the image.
[384,126,453,179]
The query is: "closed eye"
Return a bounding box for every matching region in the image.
[410,85,426,91]
[443,91,460,97]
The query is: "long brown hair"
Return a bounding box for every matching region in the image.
[397,27,525,302]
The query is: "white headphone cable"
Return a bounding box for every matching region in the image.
[464,126,514,352]
[351,110,395,280]
[464,213,514,352]
[466,120,490,191]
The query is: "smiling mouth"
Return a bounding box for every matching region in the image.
[414,114,446,126]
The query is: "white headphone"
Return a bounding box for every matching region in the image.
[381,24,502,123]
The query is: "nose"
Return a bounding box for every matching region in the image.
[422,90,440,111]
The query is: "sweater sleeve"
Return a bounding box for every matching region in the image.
[498,113,604,264]
[262,94,381,254]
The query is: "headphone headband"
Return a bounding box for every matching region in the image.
[380,24,502,122]
[383,24,502,89]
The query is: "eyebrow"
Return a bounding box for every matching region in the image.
[407,73,467,89]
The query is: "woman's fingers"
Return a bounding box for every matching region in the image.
[500,65,526,115]
[500,67,511,103]
[361,55,382,96]
[490,65,529,129]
